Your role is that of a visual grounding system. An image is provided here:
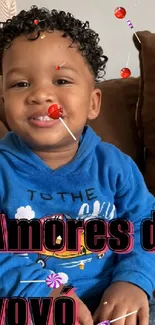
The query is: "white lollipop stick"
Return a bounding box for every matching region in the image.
[110,310,137,323]
[20,278,63,284]
[127,1,140,9]
[126,19,141,44]
[59,117,76,141]
[132,28,141,44]
[59,62,66,68]
[97,310,138,325]
[126,52,131,68]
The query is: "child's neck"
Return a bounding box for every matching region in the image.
[34,142,79,170]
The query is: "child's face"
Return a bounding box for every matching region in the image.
[1,31,101,150]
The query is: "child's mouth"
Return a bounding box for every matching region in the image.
[29,115,61,128]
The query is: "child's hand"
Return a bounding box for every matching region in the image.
[93,282,149,325]
[50,285,93,325]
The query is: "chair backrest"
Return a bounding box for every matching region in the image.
[88,77,144,171]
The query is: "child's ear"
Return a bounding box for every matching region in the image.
[87,88,102,120]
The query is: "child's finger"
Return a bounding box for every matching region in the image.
[109,306,128,325]
[49,284,65,297]
[76,297,93,325]
[125,312,137,325]
[93,306,100,323]
[138,306,149,325]
[93,302,113,323]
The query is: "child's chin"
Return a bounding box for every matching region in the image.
[26,136,67,150]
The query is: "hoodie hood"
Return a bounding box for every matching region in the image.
[0,126,102,176]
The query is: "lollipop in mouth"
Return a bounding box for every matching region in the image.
[48,104,63,119]
[48,104,76,141]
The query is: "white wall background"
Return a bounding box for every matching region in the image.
[11,0,155,79]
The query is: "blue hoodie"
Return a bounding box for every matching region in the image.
[0,126,155,303]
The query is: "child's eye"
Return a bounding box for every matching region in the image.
[55,79,72,85]
[11,82,29,88]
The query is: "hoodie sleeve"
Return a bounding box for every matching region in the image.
[0,252,52,297]
[111,155,155,299]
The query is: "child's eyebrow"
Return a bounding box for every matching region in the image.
[5,65,80,77]
[58,65,80,75]
[6,67,27,78]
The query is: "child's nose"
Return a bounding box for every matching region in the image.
[27,85,57,105]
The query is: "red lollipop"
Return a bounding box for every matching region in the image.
[48,104,63,119]
[33,19,39,25]
[114,7,126,19]
[47,103,76,141]
[120,68,131,79]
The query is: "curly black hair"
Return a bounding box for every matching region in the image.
[0,5,108,82]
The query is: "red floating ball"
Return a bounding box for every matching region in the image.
[120,68,131,79]
[34,19,39,25]
[114,7,126,19]
[48,104,63,119]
